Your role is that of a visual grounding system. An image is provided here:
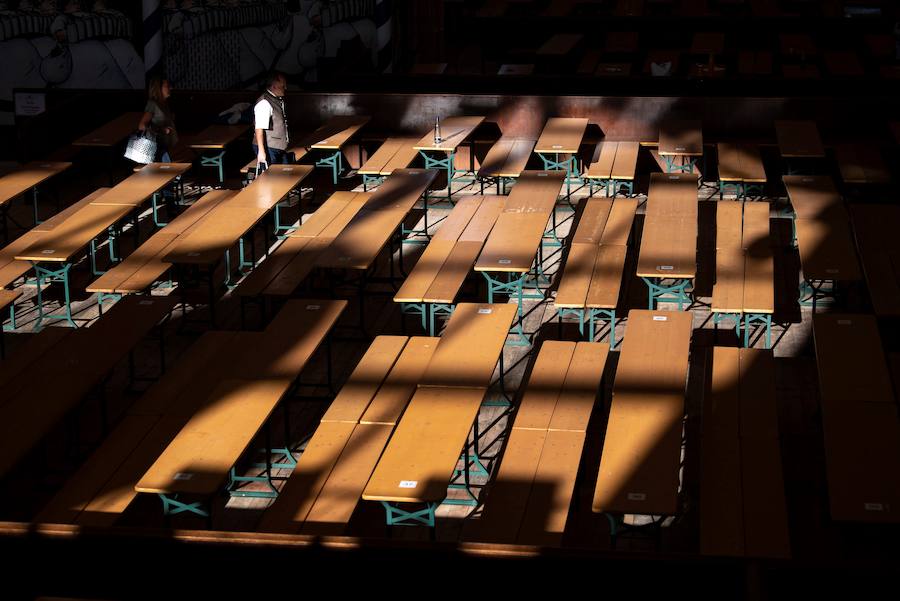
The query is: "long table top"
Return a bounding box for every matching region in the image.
[475,170,565,273]
[0,161,72,207]
[782,175,842,219]
[534,118,589,154]
[414,116,485,152]
[184,124,250,150]
[593,309,693,515]
[72,112,145,147]
[163,164,312,265]
[659,120,703,157]
[775,120,825,159]
[89,162,191,207]
[850,204,900,316]
[636,173,699,279]
[834,144,891,185]
[795,217,862,282]
[295,116,371,150]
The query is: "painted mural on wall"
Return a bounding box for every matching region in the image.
[0,0,379,124]
[162,0,377,89]
[0,1,144,124]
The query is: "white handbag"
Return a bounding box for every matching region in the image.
[124,130,158,164]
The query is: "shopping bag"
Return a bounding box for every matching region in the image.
[124,130,158,164]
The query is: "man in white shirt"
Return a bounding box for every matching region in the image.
[253,72,290,167]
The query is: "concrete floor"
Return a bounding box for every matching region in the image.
[1,152,896,562]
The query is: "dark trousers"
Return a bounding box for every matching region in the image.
[252,144,293,167]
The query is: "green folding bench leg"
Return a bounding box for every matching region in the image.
[200,150,227,184]
[557,307,619,349]
[481,271,531,346]
[158,493,209,518]
[663,155,697,174]
[712,311,742,340]
[380,501,438,527]
[30,261,76,329]
[537,152,580,197]
[419,150,474,201]
[743,312,772,348]
[315,150,343,185]
[362,174,385,191]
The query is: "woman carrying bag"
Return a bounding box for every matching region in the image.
[137,76,178,162]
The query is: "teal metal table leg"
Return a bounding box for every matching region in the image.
[712,311,742,341]
[32,187,42,226]
[200,150,226,184]
[151,192,168,227]
[273,201,296,238]
[31,261,76,329]
[743,312,772,348]
[400,302,428,333]
[380,501,438,527]
[315,150,343,185]
[641,277,693,310]
[481,270,530,346]
[158,493,209,517]
[429,303,455,337]
[537,152,579,197]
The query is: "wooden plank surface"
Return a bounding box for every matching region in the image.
[31,187,108,233]
[586,245,628,308]
[414,116,485,152]
[359,137,418,175]
[72,112,144,147]
[296,116,370,150]
[611,141,640,180]
[419,302,517,388]
[16,204,133,262]
[795,218,861,282]
[547,342,607,432]
[362,386,488,503]
[535,118,589,154]
[783,175,841,219]
[572,199,612,244]
[479,138,535,178]
[712,249,745,313]
[360,337,439,425]
[423,241,484,304]
[659,120,703,156]
[600,199,638,245]
[812,313,894,405]
[775,120,825,158]
[593,309,693,515]
[89,163,191,207]
[636,216,697,279]
[555,243,597,308]
[185,124,249,149]
[716,202,744,250]
[0,161,72,206]
[514,341,577,431]
[584,142,617,180]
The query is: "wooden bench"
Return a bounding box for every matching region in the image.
[534,118,589,198]
[812,313,900,524]
[132,299,346,518]
[86,189,234,309]
[0,161,72,239]
[850,205,900,317]
[0,295,176,480]
[258,335,437,535]
[362,303,517,527]
[476,137,536,195]
[35,330,250,527]
[583,141,640,197]
[636,172,699,310]
[593,309,693,545]
[775,120,825,173]
[72,112,145,149]
[475,170,566,343]
[394,195,505,336]
[555,198,638,348]
[293,116,370,184]
[183,124,249,184]
[463,340,608,546]
[711,201,775,347]
[357,137,419,190]
[834,144,891,186]
[14,164,190,328]
[716,143,767,199]
[701,346,790,558]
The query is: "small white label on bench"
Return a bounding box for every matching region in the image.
[658,265,674,271]
[160,165,171,170]
[668,175,679,179]
[284,167,293,172]
[188,252,200,257]
[675,146,686,151]
[537,173,548,177]
[41,249,54,254]
[653,316,668,321]
[174,472,193,481]
[499,259,511,264]
[837,319,852,325]
[627,492,647,501]
[478,308,492,314]
[409,170,419,174]
[552,144,562,149]
[306,304,320,311]
[864,502,884,511]
[139,300,154,306]
[802,177,813,182]
[399,480,417,488]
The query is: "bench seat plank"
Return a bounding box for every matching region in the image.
[514,341,577,431]
[360,337,438,426]
[586,245,628,309]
